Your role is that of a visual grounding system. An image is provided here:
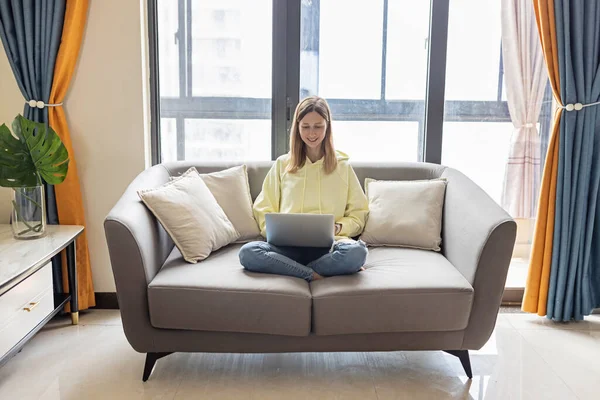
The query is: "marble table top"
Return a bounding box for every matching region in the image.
[0,225,83,295]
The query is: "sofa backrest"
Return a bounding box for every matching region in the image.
[161,161,447,201]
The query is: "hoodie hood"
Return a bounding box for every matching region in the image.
[335,150,350,161]
[303,150,348,165]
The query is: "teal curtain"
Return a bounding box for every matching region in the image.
[547,0,600,321]
[0,0,66,294]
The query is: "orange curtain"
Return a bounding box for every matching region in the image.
[48,0,95,310]
[522,0,561,315]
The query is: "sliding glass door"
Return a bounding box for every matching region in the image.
[299,0,430,162]
[440,0,551,290]
[149,0,554,294]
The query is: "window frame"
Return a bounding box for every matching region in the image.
[147,0,550,166]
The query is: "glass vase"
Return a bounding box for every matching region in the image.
[11,185,47,240]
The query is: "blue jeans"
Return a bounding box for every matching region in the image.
[239,240,368,282]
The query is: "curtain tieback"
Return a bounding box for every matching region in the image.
[26,99,63,109]
[520,123,535,128]
[560,101,600,111]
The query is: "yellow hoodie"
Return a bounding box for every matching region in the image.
[253,150,369,241]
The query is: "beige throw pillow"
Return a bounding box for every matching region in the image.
[360,178,447,251]
[138,168,239,263]
[199,165,261,242]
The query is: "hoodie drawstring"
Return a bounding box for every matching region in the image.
[301,167,307,213]
[318,167,322,214]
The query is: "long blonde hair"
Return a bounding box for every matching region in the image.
[287,96,337,174]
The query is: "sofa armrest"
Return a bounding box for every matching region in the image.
[441,167,517,349]
[104,165,173,352]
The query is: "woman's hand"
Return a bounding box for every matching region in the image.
[334,223,342,235]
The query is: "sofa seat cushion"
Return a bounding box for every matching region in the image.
[310,247,474,335]
[148,244,312,336]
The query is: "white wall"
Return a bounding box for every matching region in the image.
[0,0,150,292]
[0,49,24,223]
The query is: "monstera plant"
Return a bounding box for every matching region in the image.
[0,115,69,239]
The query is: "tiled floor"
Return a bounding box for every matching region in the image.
[0,310,599,399]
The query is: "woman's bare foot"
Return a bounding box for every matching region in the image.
[359,267,366,272]
[312,272,324,281]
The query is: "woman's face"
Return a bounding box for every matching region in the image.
[299,111,327,151]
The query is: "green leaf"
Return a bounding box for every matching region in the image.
[0,115,69,187]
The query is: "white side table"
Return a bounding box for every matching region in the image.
[0,225,82,366]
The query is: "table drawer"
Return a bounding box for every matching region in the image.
[0,286,54,358]
[0,262,52,330]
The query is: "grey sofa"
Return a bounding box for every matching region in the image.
[104,161,516,382]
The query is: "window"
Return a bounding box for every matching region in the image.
[442,0,511,204]
[156,0,272,162]
[299,0,430,162]
[153,0,435,163]
[150,0,551,181]
[441,0,551,208]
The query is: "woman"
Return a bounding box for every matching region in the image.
[239,96,369,282]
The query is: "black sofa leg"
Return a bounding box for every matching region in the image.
[143,352,172,382]
[443,350,473,379]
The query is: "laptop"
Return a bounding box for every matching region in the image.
[265,213,335,248]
